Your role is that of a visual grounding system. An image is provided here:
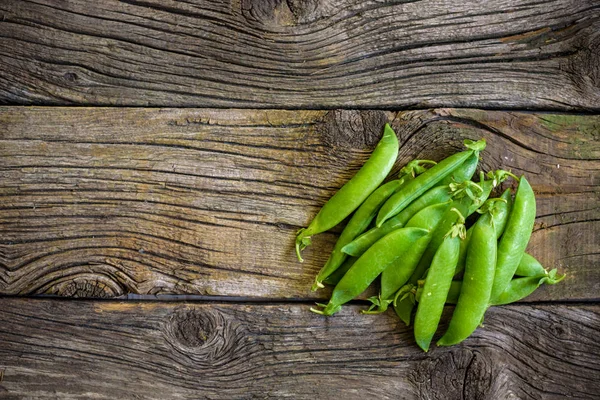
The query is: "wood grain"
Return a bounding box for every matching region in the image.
[0,0,599,109]
[0,298,598,399]
[0,107,598,300]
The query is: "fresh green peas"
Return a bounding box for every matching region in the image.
[342,184,453,257]
[491,176,536,301]
[414,210,466,352]
[311,179,405,291]
[437,210,497,346]
[363,202,452,314]
[376,139,486,227]
[515,252,547,277]
[310,227,428,316]
[295,124,399,262]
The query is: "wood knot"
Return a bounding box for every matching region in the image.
[45,273,125,298]
[411,348,493,400]
[318,110,390,149]
[163,307,246,365]
[564,30,600,99]
[63,72,78,82]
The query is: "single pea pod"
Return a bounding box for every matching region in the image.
[515,252,547,277]
[310,227,429,316]
[311,179,405,291]
[430,269,565,306]
[414,211,466,352]
[295,124,399,262]
[440,152,480,185]
[322,257,357,286]
[493,269,566,305]
[437,210,497,347]
[454,190,513,277]
[491,176,536,301]
[363,202,452,314]
[342,184,452,257]
[376,139,486,227]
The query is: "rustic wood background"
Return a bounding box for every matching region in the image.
[1,0,599,399]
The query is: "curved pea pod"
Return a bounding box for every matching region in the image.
[440,152,479,185]
[363,202,452,314]
[342,185,452,257]
[491,176,536,301]
[454,190,513,276]
[414,216,465,352]
[376,139,486,227]
[310,227,429,316]
[295,124,399,262]
[515,253,547,277]
[311,179,404,291]
[493,269,566,305]
[437,211,497,347]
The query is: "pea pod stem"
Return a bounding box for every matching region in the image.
[295,124,399,262]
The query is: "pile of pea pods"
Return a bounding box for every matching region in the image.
[296,123,564,351]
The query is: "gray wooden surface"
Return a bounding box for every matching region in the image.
[0,0,599,109]
[1,0,599,398]
[1,299,599,400]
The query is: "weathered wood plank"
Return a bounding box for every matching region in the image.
[0,0,599,109]
[0,298,598,399]
[0,108,598,299]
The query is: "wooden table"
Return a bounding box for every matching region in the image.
[1,1,599,398]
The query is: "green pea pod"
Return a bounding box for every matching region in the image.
[311,179,405,291]
[491,176,536,301]
[437,211,497,347]
[431,269,565,306]
[296,124,399,262]
[440,152,480,185]
[414,212,466,352]
[494,270,566,305]
[310,227,429,316]
[454,189,513,277]
[342,185,452,257]
[376,139,486,227]
[515,253,547,277]
[363,202,452,314]
[322,257,357,286]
